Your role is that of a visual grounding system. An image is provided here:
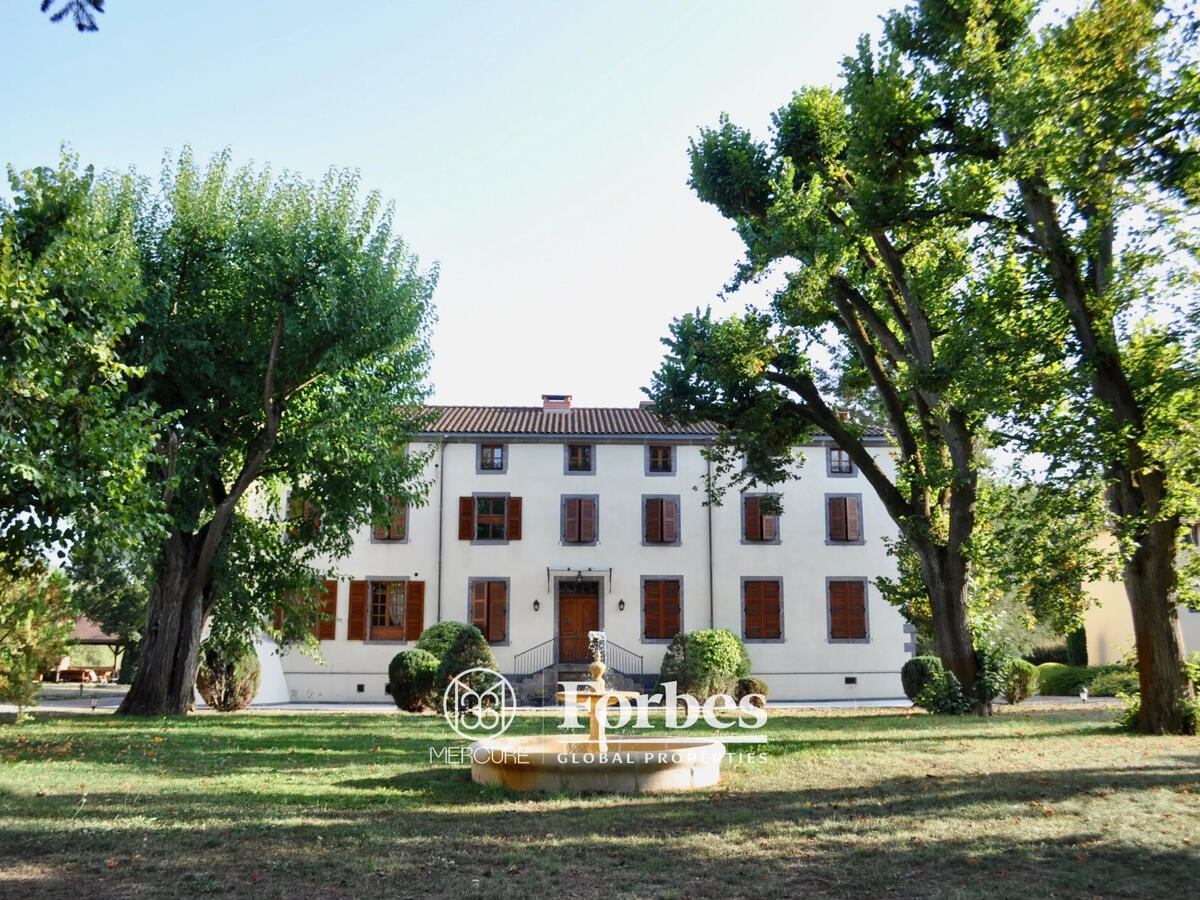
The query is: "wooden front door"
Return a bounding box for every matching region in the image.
[559,581,600,663]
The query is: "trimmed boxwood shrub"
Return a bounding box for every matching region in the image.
[1035,663,1125,696]
[435,624,499,702]
[901,656,944,701]
[196,642,261,712]
[1066,627,1088,667]
[658,629,751,701]
[1085,668,1139,697]
[1024,644,1068,666]
[416,621,473,661]
[1003,659,1038,704]
[388,649,439,711]
[735,676,769,708]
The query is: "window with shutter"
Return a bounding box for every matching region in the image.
[314,579,337,640]
[828,579,868,641]
[348,580,368,640]
[372,496,407,542]
[743,495,780,543]
[369,580,409,640]
[642,579,681,640]
[460,495,522,542]
[563,496,597,544]
[287,495,321,538]
[643,496,680,544]
[743,579,782,640]
[469,580,508,643]
[827,495,862,543]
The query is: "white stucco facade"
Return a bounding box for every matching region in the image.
[277,401,910,702]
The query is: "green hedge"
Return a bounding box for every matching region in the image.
[1036,662,1135,696]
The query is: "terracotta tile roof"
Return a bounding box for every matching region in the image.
[422,406,720,437]
[420,406,888,440]
[68,617,120,643]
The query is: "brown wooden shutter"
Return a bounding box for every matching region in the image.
[744,581,763,639]
[373,522,387,541]
[272,606,284,630]
[762,510,777,541]
[404,580,425,641]
[745,497,762,541]
[316,580,337,640]
[662,499,677,543]
[579,497,595,543]
[487,582,506,643]
[845,580,866,639]
[564,498,580,542]
[829,496,847,541]
[458,497,474,540]
[829,580,850,639]
[645,498,662,542]
[392,502,407,540]
[762,581,781,639]
[644,580,661,638]
[348,580,368,640]
[663,580,681,637]
[846,497,861,541]
[471,581,488,629]
[506,497,522,540]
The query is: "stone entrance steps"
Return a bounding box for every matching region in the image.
[510,665,643,706]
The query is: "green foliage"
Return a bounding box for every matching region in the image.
[1185,652,1200,690]
[914,669,974,716]
[415,621,472,661]
[901,656,944,702]
[657,629,752,700]
[388,649,439,712]
[1066,628,1089,667]
[195,640,261,712]
[1035,663,1126,696]
[973,636,1013,705]
[1087,669,1140,698]
[434,625,498,703]
[1003,659,1039,705]
[0,571,76,717]
[0,154,163,574]
[735,677,769,708]
[1025,644,1069,666]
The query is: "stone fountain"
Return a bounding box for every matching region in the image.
[468,632,725,792]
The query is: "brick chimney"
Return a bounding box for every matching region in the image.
[542,394,572,411]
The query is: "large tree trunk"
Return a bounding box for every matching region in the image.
[1122,508,1193,733]
[117,532,209,716]
[919,544,983,714]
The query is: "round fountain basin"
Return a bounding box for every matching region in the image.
[468,736,726,793]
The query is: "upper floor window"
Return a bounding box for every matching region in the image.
[743,495,780,543]
[478,443,506,472]
[566,443,594,473]
[458,495,522,542]
[827,495,863,543]
[372,496,407,542]
[828,447,855,476]
[647,444,673,474]
[643,496,680,545]
[562,496,597,544]
[286,495,321,538]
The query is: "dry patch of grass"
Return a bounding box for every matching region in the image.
[0,704,1196,898]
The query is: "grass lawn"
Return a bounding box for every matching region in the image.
[1,704,1197,898]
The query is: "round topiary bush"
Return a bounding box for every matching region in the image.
[415,621,473,661]
[901,655,944,701]
[1083,668,1139,697]
[735,676,769,708]
[658,629,751,700]
[1003,658,1038,704]
[1035,662,1096,695]
[435,624,499,703]
[195,642,261,712]
[388,649,439,711]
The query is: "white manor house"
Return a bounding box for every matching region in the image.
[272,395,912,702]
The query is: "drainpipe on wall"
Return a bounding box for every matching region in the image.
[707,452,715,629]
[436,439,446,622]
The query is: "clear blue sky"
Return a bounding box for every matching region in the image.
[2,0,894,408]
